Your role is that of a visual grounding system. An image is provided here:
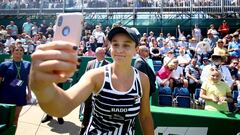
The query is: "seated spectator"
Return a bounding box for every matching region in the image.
[185,58,202,96]
[200,57,210,70]
[188,37,198,57]
[228,32,240,60]
[150,42,161,60]
[201,53,233,87]
[163,50,175,65]
[84,45,95,57]
[227,59,239,90]
[169,60,188,90]
[176,48,191,67]
[214,39,228,57]
[200,67,233,112]
[195,38,211,63]
[156,58,178,87]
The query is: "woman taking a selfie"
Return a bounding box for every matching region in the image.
[30,26,154,134]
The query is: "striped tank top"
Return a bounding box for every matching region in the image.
[84,65,143,135]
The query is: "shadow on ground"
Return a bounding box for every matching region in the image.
[47,120,80,135]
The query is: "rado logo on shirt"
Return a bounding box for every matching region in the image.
[111,108,128,113]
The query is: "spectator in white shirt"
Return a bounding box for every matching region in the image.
[177,48,191,67]
[201,54,233,87]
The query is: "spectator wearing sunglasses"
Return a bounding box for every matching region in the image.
[227,59,239,90]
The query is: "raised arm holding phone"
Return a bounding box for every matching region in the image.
[29,13,154,135]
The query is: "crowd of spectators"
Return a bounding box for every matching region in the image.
[0,17,240,112]
[0,0,239,10]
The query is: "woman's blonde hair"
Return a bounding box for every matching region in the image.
[207,67,222,81]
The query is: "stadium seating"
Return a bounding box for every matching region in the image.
[152,60,162,72]
[0,103,16,135]
[158,86,172,106]
[173,87,191,108]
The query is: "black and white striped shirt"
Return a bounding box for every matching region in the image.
[85,65,143,135]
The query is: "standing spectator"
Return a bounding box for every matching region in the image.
[22,17,33,36]
[31,22,38,36]
[192,24,202,42]
[134,45,156,96]
[200,67,232,112]
[177,25,186,41]
[0,45,32,127]
[79,47,110,135]
[6,21,18,39]
[39,20,48,36]
[93,25,105,48]
[218,20,230,38]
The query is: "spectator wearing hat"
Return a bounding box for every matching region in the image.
[177,36,187,50]
[218,20,230,38]
[147,31,155,43]
[214,39,228,58]
[200,57,210,70]
[228,32,240,60]
[195,38,211,63]
[188,37,198,57]
[167,36,177,50]
[200,53,233,87]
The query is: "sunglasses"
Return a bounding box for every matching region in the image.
[15,49,23,52]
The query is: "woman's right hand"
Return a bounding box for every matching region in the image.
[30,41,79,91]
[212,95,219,103]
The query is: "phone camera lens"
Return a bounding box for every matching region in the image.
[57,16,63,26]
[62,26,70,36]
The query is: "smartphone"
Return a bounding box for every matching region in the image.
[53,13,84,46]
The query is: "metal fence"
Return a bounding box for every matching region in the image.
[0,0,239,15]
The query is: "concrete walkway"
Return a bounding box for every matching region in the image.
[16,104,81,135]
